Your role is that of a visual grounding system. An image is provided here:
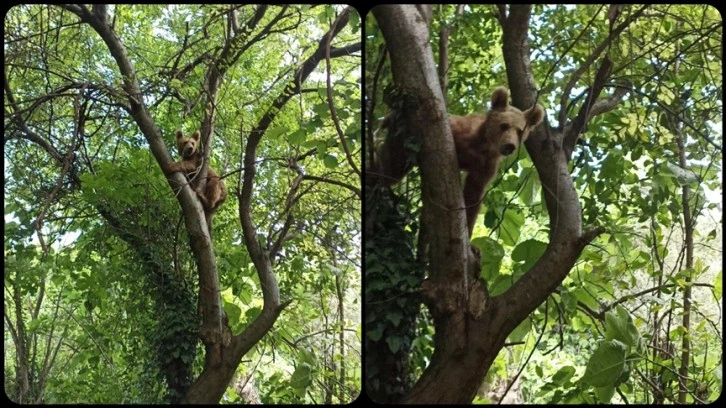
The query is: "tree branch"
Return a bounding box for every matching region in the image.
[330,43,361,57]
[586,83,630,119]
[303,174,361,199]
[232,5,354,372]
[563,56,612,158]
[557,5,649,128]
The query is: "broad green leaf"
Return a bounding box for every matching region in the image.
[583,340,627,387]
[290,364,312,396]
[605,305,640,348]
[288,129,307,145]
[593,385,615,403]
[511,239,547,271]
[386,310,402,327]
[223,301,242,326]
[367,326,384,342]
[323,154,338,168]
[471,236,504,280]
[386,336,402,354]
[267,125,289,139]
[499,208,524,246]
[508,317,531,343]
[552,366,576,385]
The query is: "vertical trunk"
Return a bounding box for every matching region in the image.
[437,7,449,97]
[12,283,30,404]
[437,5,464,98]
[670,35,693,404]
[335,274,345,403]
[676,132,693,404]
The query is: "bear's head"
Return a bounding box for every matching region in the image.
[480,87,544,156]
[175,130,201,159]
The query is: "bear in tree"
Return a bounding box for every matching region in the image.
[374,87,544,237]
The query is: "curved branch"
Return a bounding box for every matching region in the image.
[330,43,361,57]
[586,83,630,119]
[303,174,361,199]
[233,6,354,382]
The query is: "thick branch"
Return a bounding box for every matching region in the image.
[375,6,483,403]
[233,5,353,373]
[501,5,539,109]
[563,56,612,158]
[330,43,361,57]
[497,2,605,346]
[373,4,467,285]
[586,84,630,119]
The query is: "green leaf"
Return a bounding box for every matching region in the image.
[604,305,640,348]
[593,384,615,403]
[499,208,524,246]
[386,310,402,327]
[313,102,329,116]
[323,154,338,168]
[288,129,307,145]
[386,336,401,354]
[290,364,312,396]
[367,326,384,342]
[518,167,539,206]
[223,301,242,326]
[267,125,289,139]
[299,347,318,367]
[552,366,576,385]
[583,340,627,387]
[511,239,547,271]
[508,318,531,343]
[471,236,504,280]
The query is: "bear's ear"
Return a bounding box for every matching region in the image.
[191,131,201,141]
[524,104,544,127]
[175,130,184,139]
[490,87,510,110]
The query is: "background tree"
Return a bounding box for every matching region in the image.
[365,4,721,404]
[5,4,361,404]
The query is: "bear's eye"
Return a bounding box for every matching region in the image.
[500,123,509,131]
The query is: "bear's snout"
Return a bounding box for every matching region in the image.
[182,144,196,158]
[500,143,516,156]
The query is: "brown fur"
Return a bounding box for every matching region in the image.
[373,87,544,237]
[166,130,227,233]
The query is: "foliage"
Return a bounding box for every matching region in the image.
[5,4,360,404]
[364,185,424,401]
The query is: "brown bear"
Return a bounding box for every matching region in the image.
[373,87,544,237]
[166,130,227,233]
